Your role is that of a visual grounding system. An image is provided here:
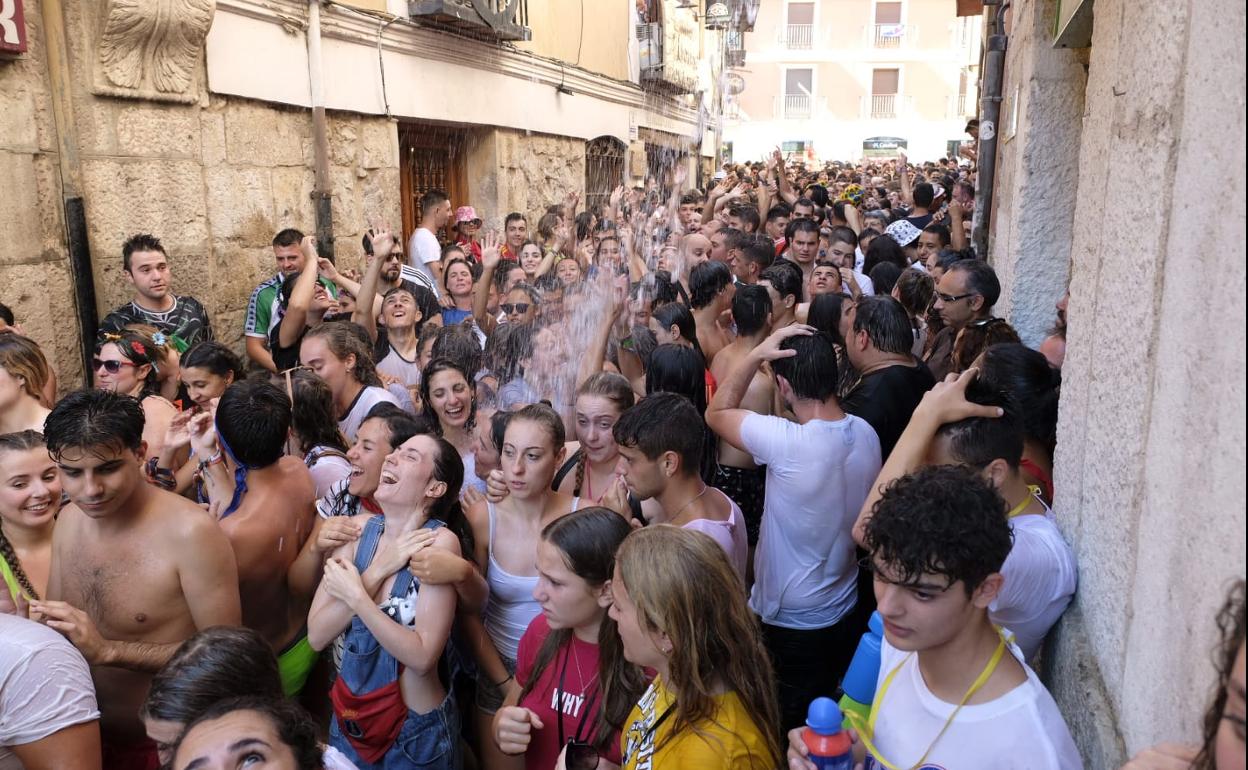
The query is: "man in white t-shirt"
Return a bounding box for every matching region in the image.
[407,188,452,297]
[791,463,1081,770]
[706,324,882,732]
[852,369,1077,660]
[0,612,101,769]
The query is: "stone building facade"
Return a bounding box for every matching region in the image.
[0,0,713,388]
[985,0,1246,765]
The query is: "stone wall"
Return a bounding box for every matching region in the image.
[997,0,1247,765]
[987,0,1086,346]
[0,0,400,391]
[465,128,588,228]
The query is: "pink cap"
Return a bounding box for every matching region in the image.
[455,206,481,225]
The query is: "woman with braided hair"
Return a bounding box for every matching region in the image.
[0,430,59,602]
[554,372,636,507]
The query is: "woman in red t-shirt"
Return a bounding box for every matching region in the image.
[493,508,646,770]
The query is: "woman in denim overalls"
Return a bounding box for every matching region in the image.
[308,432,469,769]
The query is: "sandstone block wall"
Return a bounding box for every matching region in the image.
[996,0,1248,766]
[465,128,588,228]
[0,0,401,390]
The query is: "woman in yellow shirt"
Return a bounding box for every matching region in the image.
[609,525,781,770]
[0,430,60,602]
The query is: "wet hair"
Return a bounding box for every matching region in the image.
[864,235,908,275]
[923,223,952,247]
[536,212,560,243]
[614,392,704,477]
[95,326,164,398]
[731,284,772,338]
[868,261,902,297]
[679,191,704,207]
[689,261,732,310]
[852,295,914,356]
[645,344,706,413]
[807,293,846,347]
[122,233,167,272]
[216,379,292,468]
[0,430,49,598]
[931,248,968,274]
[771,333,838,402]
[0,333,50,402]
[949,259,1002,307]
[302,321,381,388]
[794,196,816,212]
[765,204,791,224]
[0,303,12,326]
[441,258,477,296]
[805,184,829,207]
[181,341,245,383]
[934,380,1023,469]
[759,263,802,305]
[430,324,483,378]
[45,388,144,461]
[569,373,636,497]
[863,464,1013,595]
[173,695,322,770]
[953,318,1021,374]
[1195,580,1247,770]
[977,343,1062,454]
[789,218,819,239]
[493,259,522,293]
[271,228,304,249]
[362,402,429,450]
[727,203,761,232]
[894,267,935,323]
[518,509,643,753]
[828,225,858,249]
[488,322,534,383]
[739,234,776,271]
[284,369,349,457]
[722,227,749,252]
[420,358,476,435]
[426,433,470,551]
[506,402,566,451]
[142,627,282,725]
[504,211,527,229]
[652,303,699,352]
[506,281,542,307]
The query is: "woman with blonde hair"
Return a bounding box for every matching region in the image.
[611,525,781,770]
[0,334,52,434]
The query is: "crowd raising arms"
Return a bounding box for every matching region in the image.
[0,150,1242,770]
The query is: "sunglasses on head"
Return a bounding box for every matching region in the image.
[93,358,137,374]
[501,303,531,314]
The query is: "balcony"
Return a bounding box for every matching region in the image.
[775,94,824,120]
[948,94,975,120]
[409,0,531,41]
[778,24,814,49]
[862,94,913,119]
[867,23,917,49]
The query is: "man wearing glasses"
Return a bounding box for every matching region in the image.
[924,259,1001,381]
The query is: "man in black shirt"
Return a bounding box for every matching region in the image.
[840,295,934,459]
[98,234,213,352]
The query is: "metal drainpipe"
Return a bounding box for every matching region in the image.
[40,0,99,383]
[307,0,335,261]
[972,3,1008,259]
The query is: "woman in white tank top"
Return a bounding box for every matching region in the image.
[464,403,581,770]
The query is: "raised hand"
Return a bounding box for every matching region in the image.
[369,219,396,258]
[316,517,363,557]
[481,230,502,269]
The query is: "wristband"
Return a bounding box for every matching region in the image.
[198,450,224,471]
[493,674,514,689]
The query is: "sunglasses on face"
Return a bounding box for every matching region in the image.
[93,358,137,374]
[501,303,531,314]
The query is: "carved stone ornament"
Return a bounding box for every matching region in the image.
[92,0,216,103]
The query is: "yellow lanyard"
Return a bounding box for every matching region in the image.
[1006,486,1043,519]
[846,629,1009,770]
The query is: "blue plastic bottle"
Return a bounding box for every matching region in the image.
[802,698,855,769]
[838,611,885,728]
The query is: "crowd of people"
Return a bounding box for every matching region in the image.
[0,149,1241,770]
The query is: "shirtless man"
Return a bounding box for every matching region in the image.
[192,379,317,696]
[709,285,775,579]
[689,260,736,366]
[34,389,240,768]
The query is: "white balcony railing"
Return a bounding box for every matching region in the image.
[778,94,813,119]
[868,24,917,48]
[778,24,814,49]
[947,94,975,119]
[863,94,913,119]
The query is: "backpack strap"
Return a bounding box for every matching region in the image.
[306,446,350,469]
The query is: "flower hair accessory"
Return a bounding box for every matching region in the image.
[131,340,147,357]
[151,332,168,347]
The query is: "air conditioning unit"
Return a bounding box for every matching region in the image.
[637,22,663,79]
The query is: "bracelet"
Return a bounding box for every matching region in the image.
[492,674,514,689]
[197,450,224,471]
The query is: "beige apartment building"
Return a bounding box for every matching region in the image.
[722,0,981,162]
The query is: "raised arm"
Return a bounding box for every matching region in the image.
[473,231,502,336]
[948,200,969,252]
[898,152,913,207]
[277,236,321,349]
[774,148,799,206]
[851,369,1003,546]
[706,324,812,451]
[353,223,395,342]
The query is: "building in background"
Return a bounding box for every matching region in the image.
[721,0,980,162]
